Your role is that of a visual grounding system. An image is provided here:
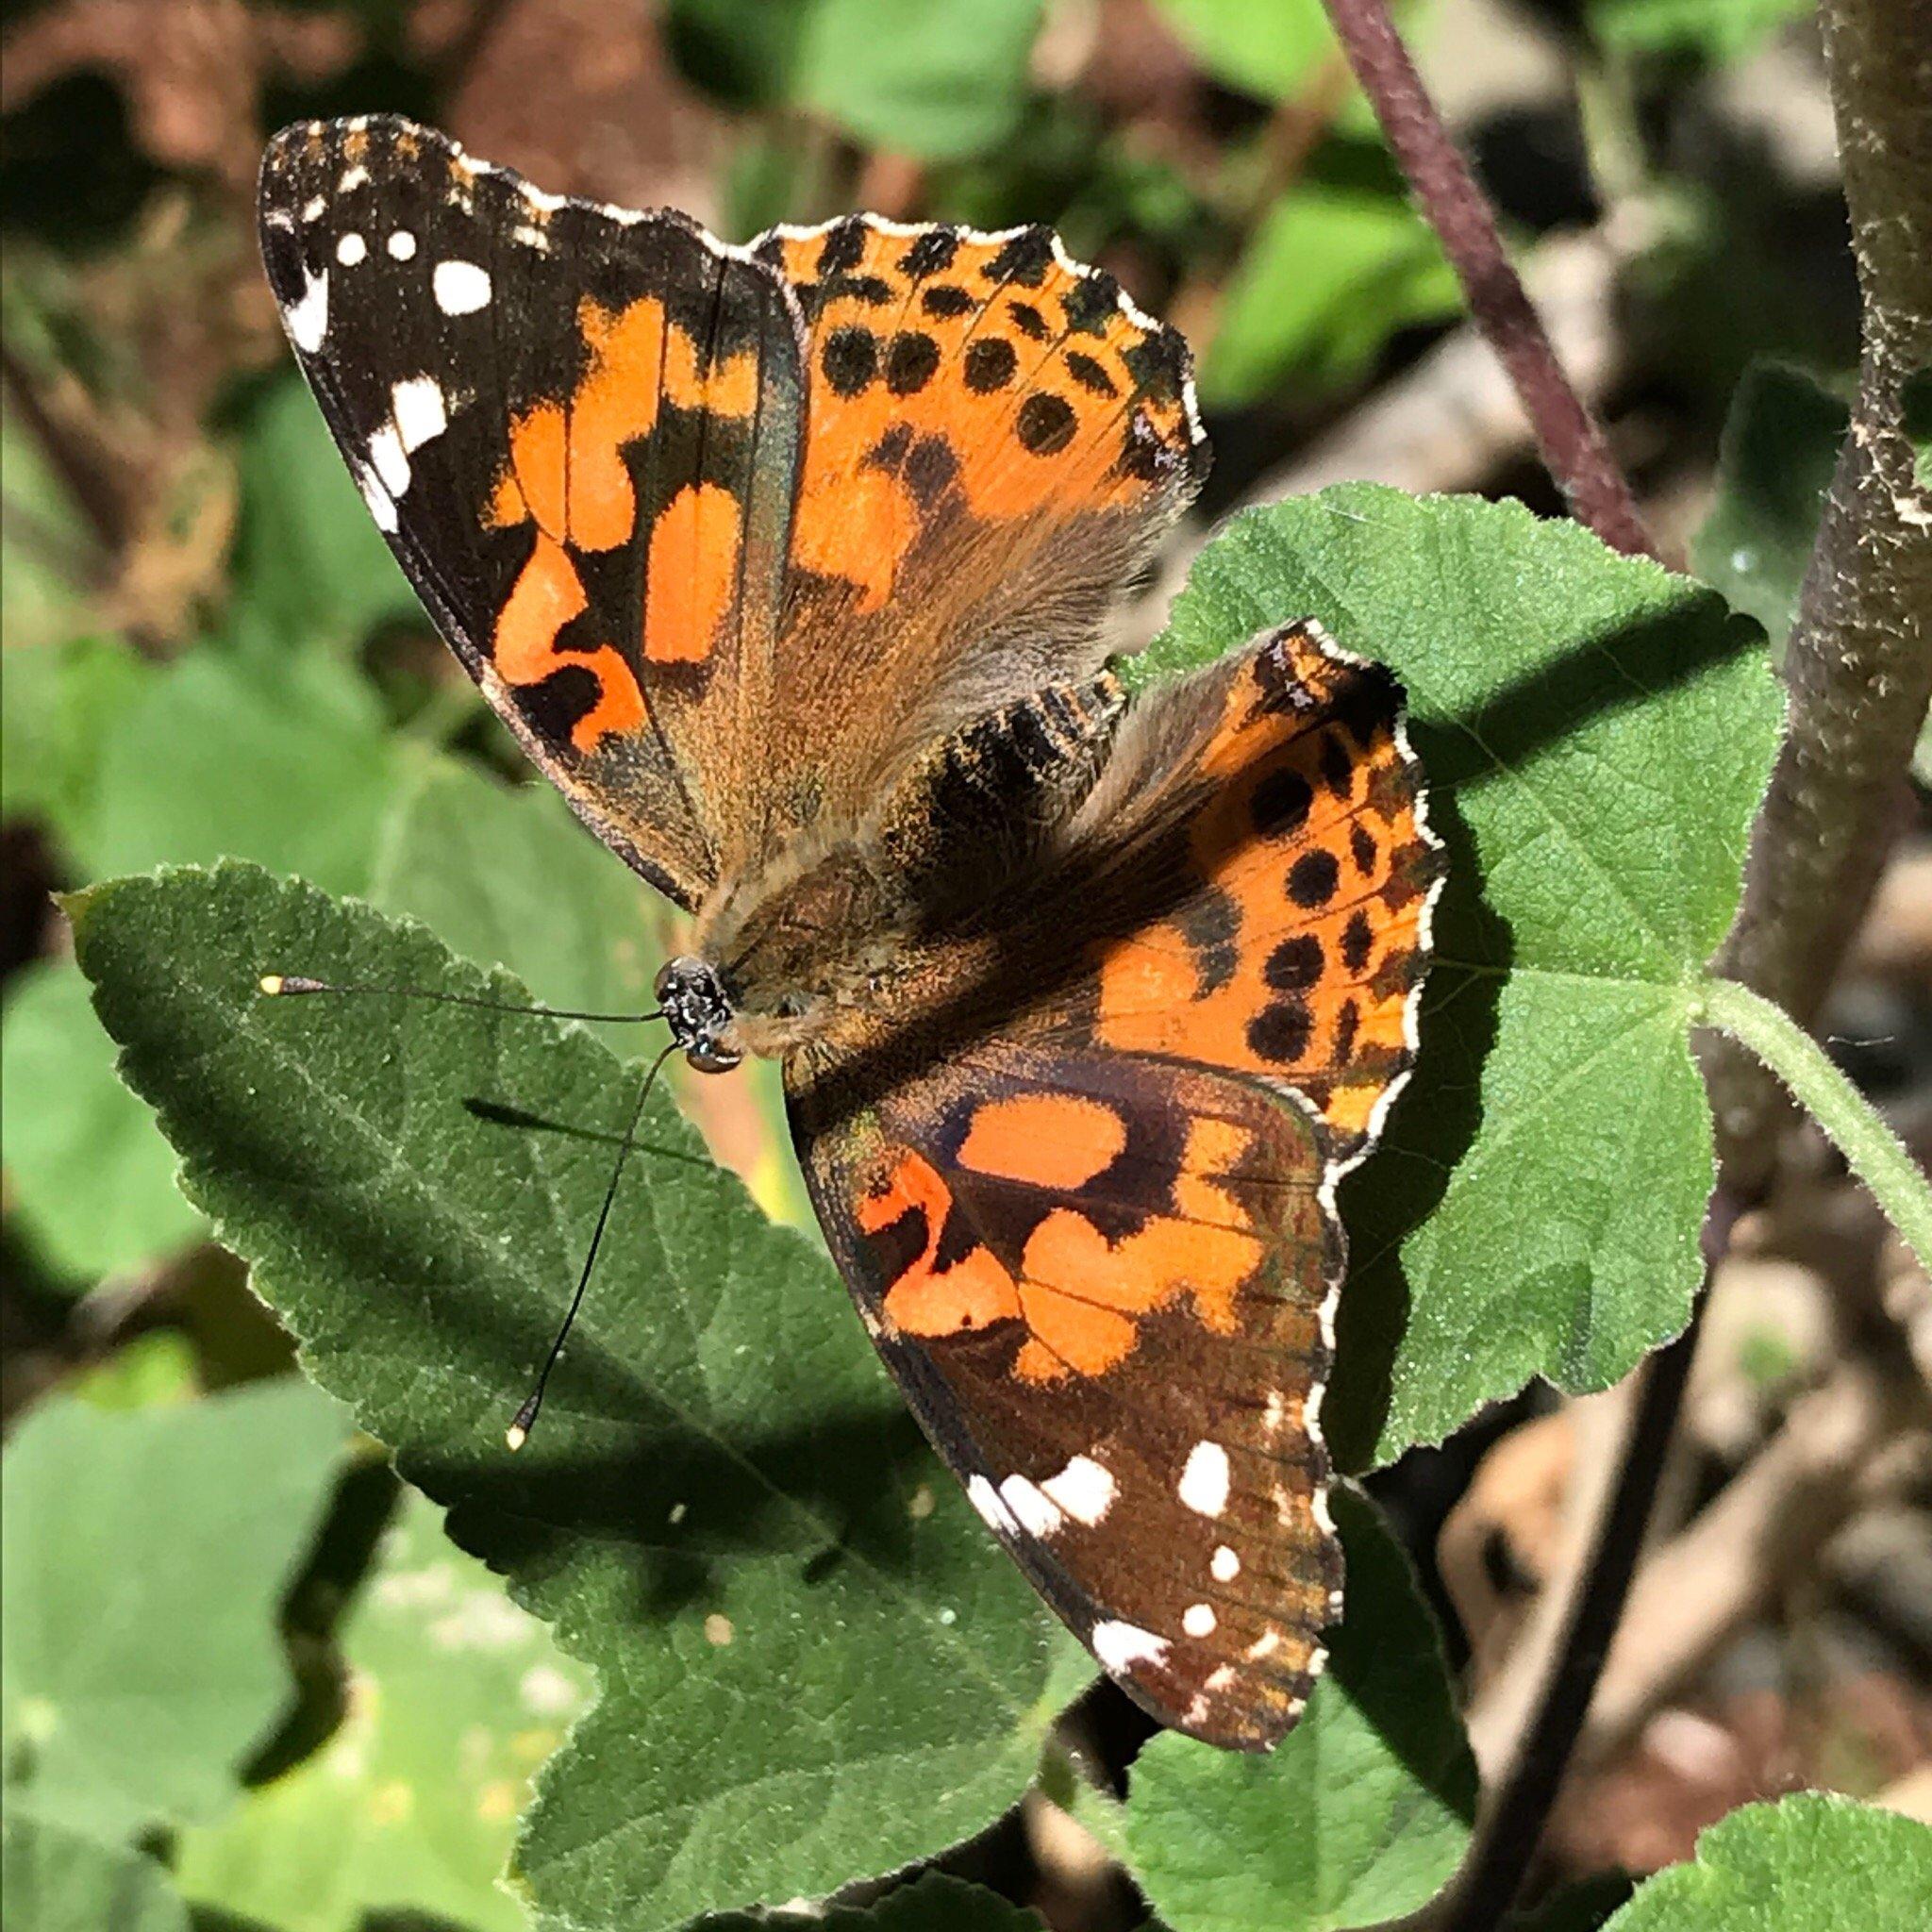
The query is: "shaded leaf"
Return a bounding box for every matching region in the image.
[0,634,149,853]
[231,378,416,649]
[177,1490,590,1932]
[1691,362,1846,647]
[1202,184,1457,407]
[80,642,411,897]
[694,1872,1048,1930]
[1589,0,1813,59]
[71,863,1083,1932]
[1,1807,190,1932]
[0,401,103,655]
[369,760,656,1056]
[1134,486,1781,1462]
[1152,0,1335,102]
[1601,1792,1932,1929]
[796,0,1044,162]
[0,958,203,1282]
[1124,1489,1474,1931]
[1,1379,347,1838]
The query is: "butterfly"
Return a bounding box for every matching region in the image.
[257,114,1442,1751]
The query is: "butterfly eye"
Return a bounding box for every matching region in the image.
[685,1045,741,1074]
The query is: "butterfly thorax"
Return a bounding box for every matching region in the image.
[684,838,916,1062]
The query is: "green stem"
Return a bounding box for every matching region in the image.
[1697,976,1932,1273]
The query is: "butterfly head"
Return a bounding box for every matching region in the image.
[654,957,742,1074]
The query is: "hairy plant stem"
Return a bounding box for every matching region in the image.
[1708,0,1932,1189]
[1699,978,1932,1273]
[1318,0,1657,558]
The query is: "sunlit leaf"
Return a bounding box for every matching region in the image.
[1,1379,346,1837]
[72,862,1083,1931]
[1135,485,1782,1462]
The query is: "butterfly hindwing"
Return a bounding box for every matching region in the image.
[258,116,808,908]
[790,624,1441,1747]
[791,1039,1341,1750]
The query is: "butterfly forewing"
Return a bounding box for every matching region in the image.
[258,116,807,907]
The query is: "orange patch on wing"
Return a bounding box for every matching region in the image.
[1011,1199,1263,1382]
[490,534,646,752]
[565,647,647,750]
[643,483,743,663]
[791,463,912,612]
[860,1150,1023,1338]
[494,533,586,683]
[956,1093,1127,1190]
[499,402,567,539]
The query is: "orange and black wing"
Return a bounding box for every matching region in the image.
[788,624,1442,1749]
[258,116,807,908]
[737,216,1209,858]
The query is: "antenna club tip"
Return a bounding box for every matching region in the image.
[505,1423,528,1452]
[258,974,284,996]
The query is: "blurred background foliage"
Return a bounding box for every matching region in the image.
[2,3,1924,1929]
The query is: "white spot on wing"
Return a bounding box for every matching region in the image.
[336,231,366,266]
[999,1475,1064,1539]
[387,229,416,260]
[1091,1619,1170,1674]
[1182,1602,1217,1638]
[967,1474,1018,1536]
[1178,1440,1230,1518]
[284,266,327,353]
[367,424,409,499]
[1211,1543,1241,1582]
[339,163,369,192]
[355,463,397,531]
[1040,1454,1116,1526]
[433,259,491,315]
[391,376,448,453]
[302,195,326,223]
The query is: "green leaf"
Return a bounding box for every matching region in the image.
[1135,486,1782,1463]
[1201,184,1458,407]
[694,1872,1049,1930]
[1,958,204,1282]
[177,1488,590,1932]
[0,635,150,852]
[796,0,1045,162]
[1901,366,1932,494]
[369,761,657,1054]
[1601,1792,1932,1929]
[1,1379,347,1838]
[1691,363,1847,648]
[70,862,1083,1932]
[231,377,417,649]
[1124,1489,1474,1931]
[2,1807,191,1932]
[80,643,410,898]
[1588,0,1813,59]
[71,1331,201,1411]
[0,400,104,655]
[1151,0,1336,101]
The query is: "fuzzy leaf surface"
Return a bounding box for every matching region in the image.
[1124,1489,1474,1931]
[71,863,1079,1932]
[1134,486,1781,1462]
[1602,1793,1932,1930]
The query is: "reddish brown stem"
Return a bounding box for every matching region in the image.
[1320,0,1659,561]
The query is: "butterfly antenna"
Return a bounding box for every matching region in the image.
[258,974,664,1027]
[506,1037,679,1452]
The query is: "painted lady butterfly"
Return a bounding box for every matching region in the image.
[258,116,1442,1750]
